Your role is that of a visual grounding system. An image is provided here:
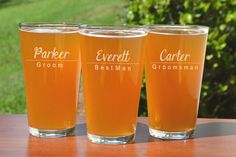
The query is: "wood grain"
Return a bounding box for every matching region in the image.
[0,115,235,157]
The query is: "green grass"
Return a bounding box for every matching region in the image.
[0,0,125,113]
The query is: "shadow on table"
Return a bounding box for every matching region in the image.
[135,123,166,143]
[74,122,155,143]
[135,122,153,143]
[74,123,87,136]
[74,122,153,139]
[135,121,236,143]
[73,121,236,143]
[195,122,236,138]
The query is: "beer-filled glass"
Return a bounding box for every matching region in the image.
[145,25,208,139]
[79,25,147,144]
[20,23,81,137]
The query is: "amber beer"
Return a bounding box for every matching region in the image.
[145,25,208,139]
[20,23,81,137]
[79,25,147,144]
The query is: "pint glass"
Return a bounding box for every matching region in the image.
[20,23,81,137]
[145,25,208,139]
[79,25,147,144]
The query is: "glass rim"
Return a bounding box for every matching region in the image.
[145,24,209,34]
[19,22,79,28]
[79,24,147,38]
[19,22,80,33]
[79,24,147,30]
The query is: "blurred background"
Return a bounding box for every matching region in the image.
[0,0,235,118]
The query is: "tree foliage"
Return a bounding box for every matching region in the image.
[125,0,236,118]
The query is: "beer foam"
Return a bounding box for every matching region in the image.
[79,30,147,38]
[20,28,78,34]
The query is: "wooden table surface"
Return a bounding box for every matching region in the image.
[0,115,235,157]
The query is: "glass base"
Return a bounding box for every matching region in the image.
[29,126,75,138]
[87,133,135,144]
[149,128,194,140]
